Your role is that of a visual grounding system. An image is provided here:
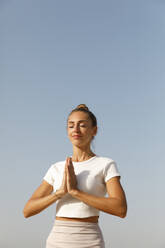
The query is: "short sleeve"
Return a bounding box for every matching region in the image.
[103,160,120,182]
[43,165,54,186]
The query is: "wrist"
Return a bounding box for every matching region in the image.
[54,189,64,199]
[69,189,79,197]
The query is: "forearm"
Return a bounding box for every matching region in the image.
[23,191,61,218]
[71,190,127,218]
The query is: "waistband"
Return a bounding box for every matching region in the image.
[54,219,99,227]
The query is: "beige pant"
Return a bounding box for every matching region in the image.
[46,220,105,248]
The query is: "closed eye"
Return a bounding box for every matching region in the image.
[68,125,86,128]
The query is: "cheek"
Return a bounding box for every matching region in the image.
[68,133,72,139]
[84,130,93,139]
[67,129,71,136]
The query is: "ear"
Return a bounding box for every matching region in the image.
[93,126,97,136]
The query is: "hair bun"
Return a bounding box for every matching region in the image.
[76,104,89,111]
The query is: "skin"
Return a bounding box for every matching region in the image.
[23,111,127,221]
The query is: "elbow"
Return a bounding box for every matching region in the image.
[23,202,40,218]
[23,213,29,218]
[23,212,30,218]
[119,204,127,218]
[23,204,32,218]
[119,210,127,218]
[23,208,30,218]
[112,199,127,218]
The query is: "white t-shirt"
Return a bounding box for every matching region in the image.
[43,155,120,218]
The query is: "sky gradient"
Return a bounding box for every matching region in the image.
[1,1,165,247]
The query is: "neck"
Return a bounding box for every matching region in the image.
[72,145,96,162]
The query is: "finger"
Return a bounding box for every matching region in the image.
[64,159,68,170]
[70,160,74,170]
[66,157,69,165]
[66,157,70,166]
[65,161,67,170]
[67,163,74,175]
[66,157,70,164]
[67,157,72,169]
[68,157,72,169]
[66,163,70,176]
[64,165,67,178]
[67,158,76,176]
[67,164,74,181]
[68,157,74,171]
[66,167,71,184]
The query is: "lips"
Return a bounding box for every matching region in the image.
[73,135,82,139]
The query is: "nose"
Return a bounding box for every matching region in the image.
[73,124,80,132]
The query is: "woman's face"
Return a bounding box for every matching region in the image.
[67,111,97,148]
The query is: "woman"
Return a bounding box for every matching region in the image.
[23,104,127,248]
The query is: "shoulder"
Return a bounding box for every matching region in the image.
[49,160,66,170]
[96,155,116,165]
[45,160,66,174]
[97,156,120,182]
[93,156,119,173]
[43,160,66,184]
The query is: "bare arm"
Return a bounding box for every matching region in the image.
[70,176,127,218]
[23,180,62,218]
[23,161,68,218]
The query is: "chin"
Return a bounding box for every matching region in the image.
[72,140,83,145]
[72,141,85,147]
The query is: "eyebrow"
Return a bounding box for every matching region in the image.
[68,120,88,123]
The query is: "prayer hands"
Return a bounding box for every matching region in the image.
[55,157,77,198]
[66,157,77,194]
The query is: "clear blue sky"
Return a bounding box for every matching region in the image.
[1,1,165,247]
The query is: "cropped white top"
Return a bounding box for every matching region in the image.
[43,155,120,218]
